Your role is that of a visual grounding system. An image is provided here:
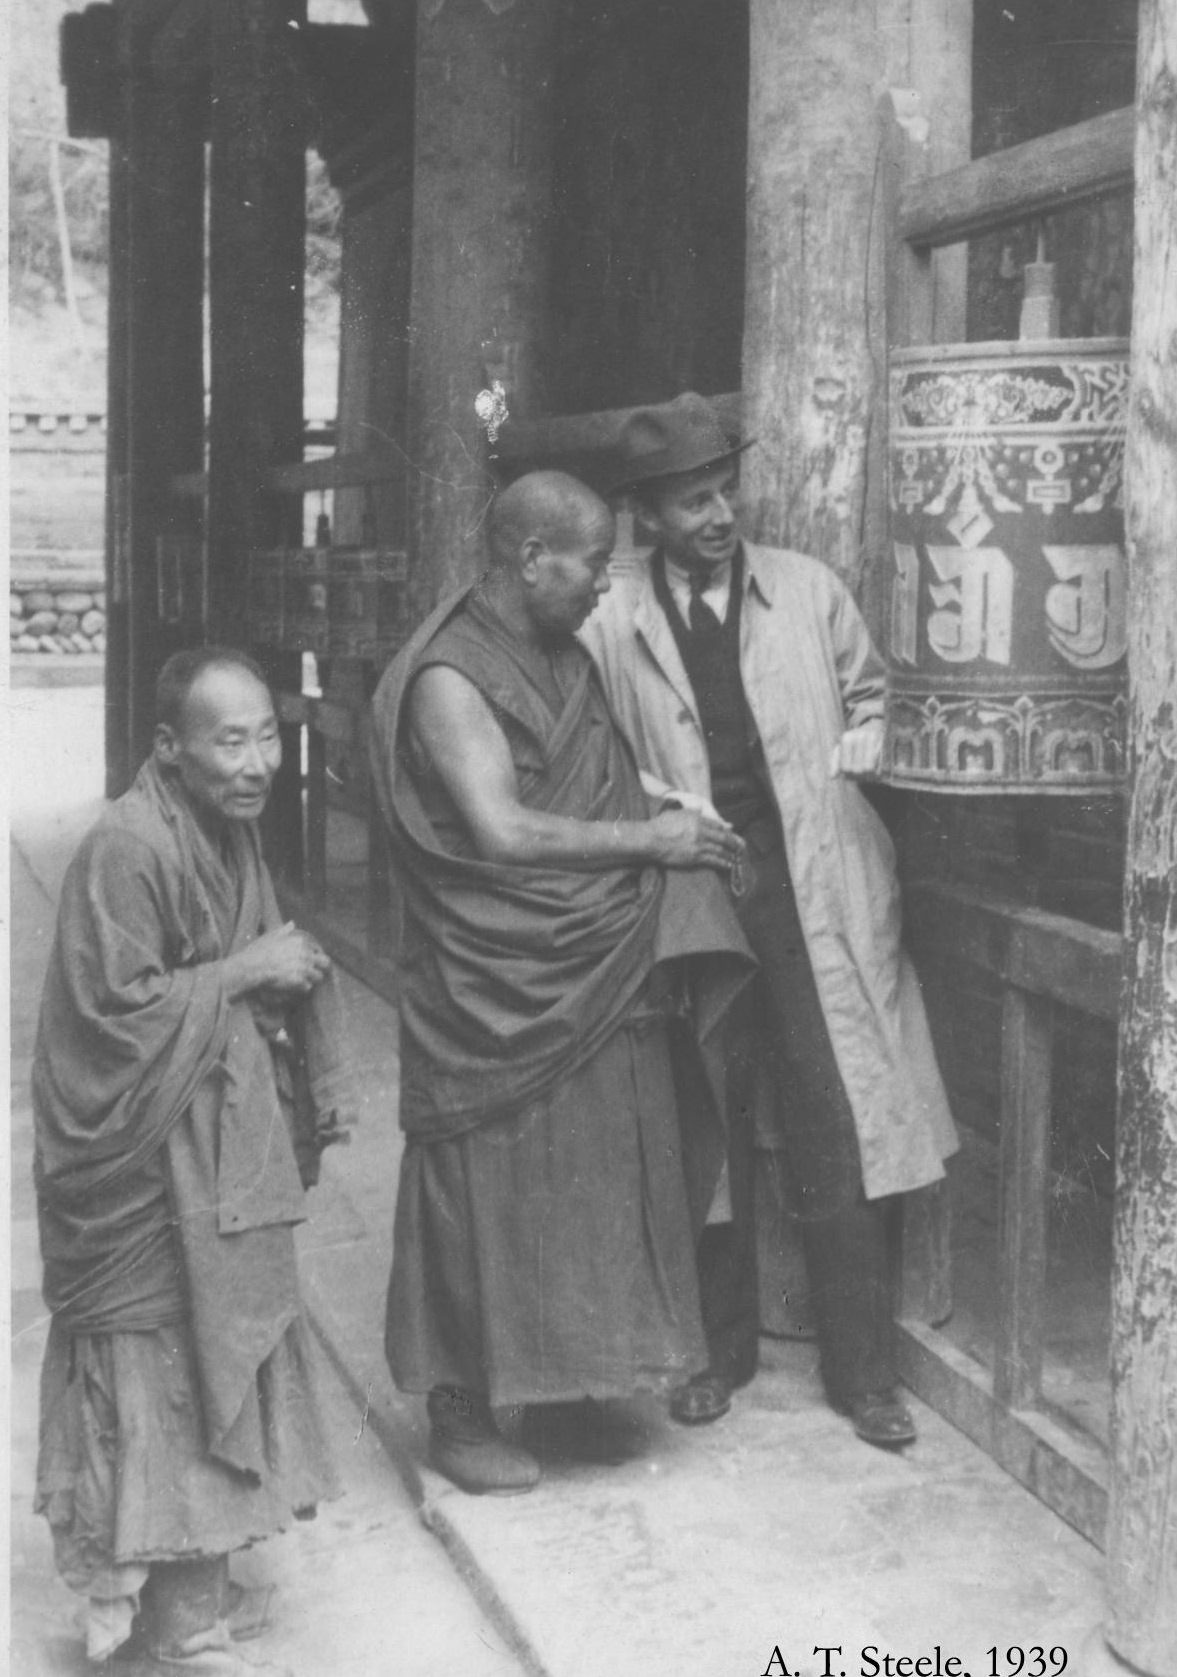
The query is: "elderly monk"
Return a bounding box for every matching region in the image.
[370,470,753,1495]
[33,647,350,1677]
[582,393,958,1446]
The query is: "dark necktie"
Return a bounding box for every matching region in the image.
[688,569,722,636]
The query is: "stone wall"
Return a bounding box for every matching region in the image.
[11,575,106,655]
[10,407,107,657]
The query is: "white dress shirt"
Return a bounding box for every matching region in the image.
[663,555,734,626]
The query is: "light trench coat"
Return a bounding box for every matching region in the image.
[580,542,958,1201]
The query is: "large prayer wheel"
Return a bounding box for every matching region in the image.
[882,339,1129,792]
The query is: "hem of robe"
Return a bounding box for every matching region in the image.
[386,1017,709,1410]
[35,1314,341,1594]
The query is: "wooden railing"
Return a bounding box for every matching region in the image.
[901,883,1121,1547]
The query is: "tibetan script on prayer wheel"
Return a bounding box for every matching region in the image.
[882,339,1128,793]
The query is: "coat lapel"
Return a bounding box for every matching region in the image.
[633,567,702,726]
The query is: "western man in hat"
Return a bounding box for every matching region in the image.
[580,392,957,1445]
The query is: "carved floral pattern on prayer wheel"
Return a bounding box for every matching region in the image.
[882,340,1129,792]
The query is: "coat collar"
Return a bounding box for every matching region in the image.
[633,540,775,626]
[740,542,777,607]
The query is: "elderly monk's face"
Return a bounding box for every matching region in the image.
[646,460,740,573]
[529,505,616,637]
[160,665,282,824]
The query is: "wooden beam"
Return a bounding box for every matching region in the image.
[1103,6,1177,1672]
[266,453,401,494]
[900,106,1135,250]
[905,883,1122,1019]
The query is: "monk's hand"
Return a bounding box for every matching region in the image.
[829,718,884,779]
[224,923,331,1000]
[647,808,746,873]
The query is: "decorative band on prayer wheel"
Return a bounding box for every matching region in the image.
[882,339,1128,793]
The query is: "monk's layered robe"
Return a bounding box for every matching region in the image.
[370,587,755,1407]
[32,758,347,1636]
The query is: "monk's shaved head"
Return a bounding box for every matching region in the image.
[487,471,614,571]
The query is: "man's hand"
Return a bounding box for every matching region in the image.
[646,808,747,872]
[223,923,331,1001]
[829,718,884,779]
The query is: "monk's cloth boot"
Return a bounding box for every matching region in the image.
[110,1557,292,1677]
[426,1385,541,1495]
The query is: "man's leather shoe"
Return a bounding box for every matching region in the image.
[669,1371,732,1425]
[849,1390,917,1449]
[429,1432,542,1494]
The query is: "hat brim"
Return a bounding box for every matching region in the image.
[608,436,756,497]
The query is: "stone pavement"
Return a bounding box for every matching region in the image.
[9,682,1110,1677]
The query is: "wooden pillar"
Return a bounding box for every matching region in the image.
[742,1,891,590]
[404,0,556,614]
[742,2,970,597]
[207,0,305,631]
[207,0,306,879]
[101,1,206,794]
[908,0,971,343]
[1098,5,1177,1673]
[122,1,206,775]
[104,110,133,799]
[334,180,413,546]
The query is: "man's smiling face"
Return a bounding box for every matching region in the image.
[644,460,740,572]
[157,664,282,825]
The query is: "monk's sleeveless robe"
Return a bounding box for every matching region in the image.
[371,587,753,1404]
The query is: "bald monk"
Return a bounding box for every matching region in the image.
[370,471,753,1494]
[33,648,348,1676]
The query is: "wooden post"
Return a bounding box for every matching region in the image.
[403,0,556,613]
[742,0,893,591]
[909,0,972,344]
[862,90,935,647]
[104,107,133,800]
[122,0,206,774]
[1098,4,1177,1671]
[334,182,413,547]
[994,986,1053,1410]
[101,0,206,794]
[207,0,307,880]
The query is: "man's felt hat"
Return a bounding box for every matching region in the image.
[609,391,753,493]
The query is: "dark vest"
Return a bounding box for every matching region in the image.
[653,550,777,840]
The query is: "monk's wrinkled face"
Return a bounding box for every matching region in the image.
[528,506,616,637]
[157,665,281,824]
[645,460,740,573]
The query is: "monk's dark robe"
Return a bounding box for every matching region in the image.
[369,586,754,1405]
[32,757,346,1607]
